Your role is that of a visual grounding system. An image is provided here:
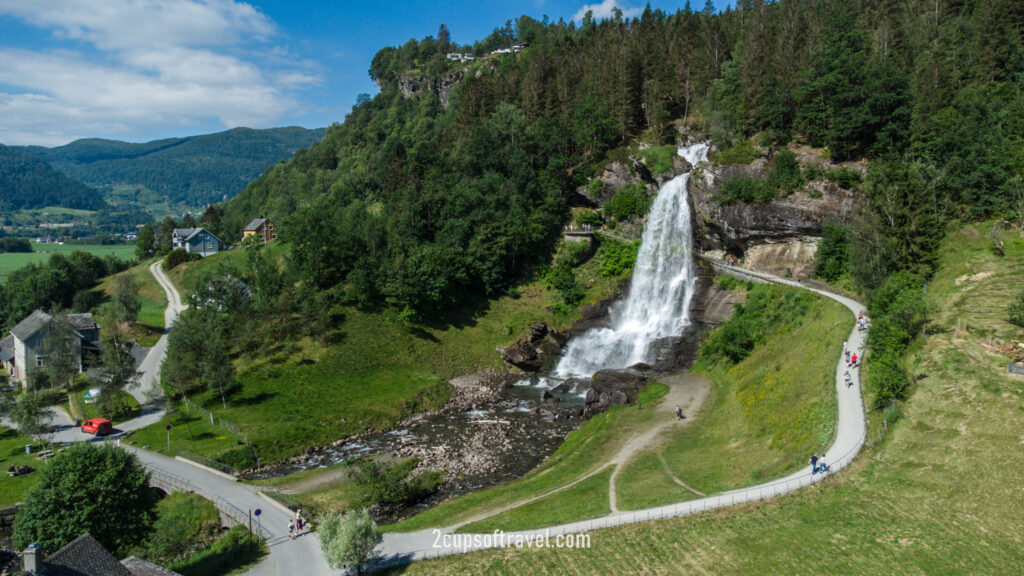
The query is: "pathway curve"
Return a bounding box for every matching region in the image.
[375,262,867,566]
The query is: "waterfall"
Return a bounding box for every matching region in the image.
[553,143,709,379]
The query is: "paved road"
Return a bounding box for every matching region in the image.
[372,262,868,565]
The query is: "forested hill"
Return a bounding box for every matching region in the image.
[218,0,1023,316]
[0,144,106,211]
[18,126,326,207]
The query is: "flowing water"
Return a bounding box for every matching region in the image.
[553,143,708,379]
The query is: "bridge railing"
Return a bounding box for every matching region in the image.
[147,466,265,537]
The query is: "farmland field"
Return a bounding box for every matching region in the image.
[0,241,136,282]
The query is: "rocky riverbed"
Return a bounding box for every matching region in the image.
[246,371,587,518]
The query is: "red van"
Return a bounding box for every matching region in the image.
[81,418,113,436]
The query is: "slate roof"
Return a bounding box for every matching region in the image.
[9,310,89,342]
[171,228,196,240]
[10,310,52,341]
[0,334,13,362]
[43,533,132,576]
[243,218,267,231]
[180,227,223,244]
[121,556,183,576]
[67,313,98,333]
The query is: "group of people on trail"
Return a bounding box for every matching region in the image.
[809,453,828,474]
[288,508,305,540]
[857,310,870,332]
[725,254,737,266]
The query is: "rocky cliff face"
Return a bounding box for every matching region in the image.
[395,70,466,109]
[688,157,861,277]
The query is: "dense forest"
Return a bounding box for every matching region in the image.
[217,0,1022,320]
[0,144,107,211]
[18,126,326,207]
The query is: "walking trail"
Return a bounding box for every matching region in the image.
[376,262,867,566]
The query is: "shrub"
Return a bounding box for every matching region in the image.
[714,138,759,165]
[350,459,440,508]
[599,239,641,277]
[802,162,826,181]
[766,149,804,194]
[1009,289,1024,328]
[144,492,219,565]
[700,285,813,364]
[172,525,261,576]
[545,266,584,307]
[826,166,863,188]
[576,209,603,227]
[164,248,200,270]
[604,183,650,220]
[720,176,774,204]
[868,353,910,409]
[554,240,593,269]
[638,145,676,175]
[814,221,849,281]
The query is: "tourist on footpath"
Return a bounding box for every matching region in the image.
[810,453,819,473]
[844,371,853,388]
[288,519,295,540]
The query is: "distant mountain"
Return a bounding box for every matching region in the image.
[19,126,326,207]
[0,144,106,211]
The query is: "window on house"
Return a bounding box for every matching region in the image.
[36,355,47,367]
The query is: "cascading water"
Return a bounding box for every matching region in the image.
[553,143,709,380]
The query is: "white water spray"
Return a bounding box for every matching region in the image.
[553,143,709,379]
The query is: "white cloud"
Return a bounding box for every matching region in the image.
[0,0,316,145]
[573,0,643,22]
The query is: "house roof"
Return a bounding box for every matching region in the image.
[0,334,13,362]
[10,310,88,343]
[171,228,196,239]
[121,556,183,576]
[10,309,52,341]
[67,313,98,333]
[43,533,132,576]
[243,218,267,231]
[183,227,223,244]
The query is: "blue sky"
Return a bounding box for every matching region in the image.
[0,0,730,147]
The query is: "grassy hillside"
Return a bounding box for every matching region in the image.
[394,223,1024,575]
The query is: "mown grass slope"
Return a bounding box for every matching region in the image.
[393,223,1024,575]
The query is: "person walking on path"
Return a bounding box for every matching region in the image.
[810,453,819,473]
[288,519,295,540]
[675,405,685,420]
[851,353,858,368]
[844,371,853,388]
[843,340,848,355]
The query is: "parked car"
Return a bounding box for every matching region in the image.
[81,418,113,436]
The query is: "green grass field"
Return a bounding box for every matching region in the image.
[0,427,51,506]
[0,241,136,282]
[392,223,1024,575]
[614,291,849,511]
